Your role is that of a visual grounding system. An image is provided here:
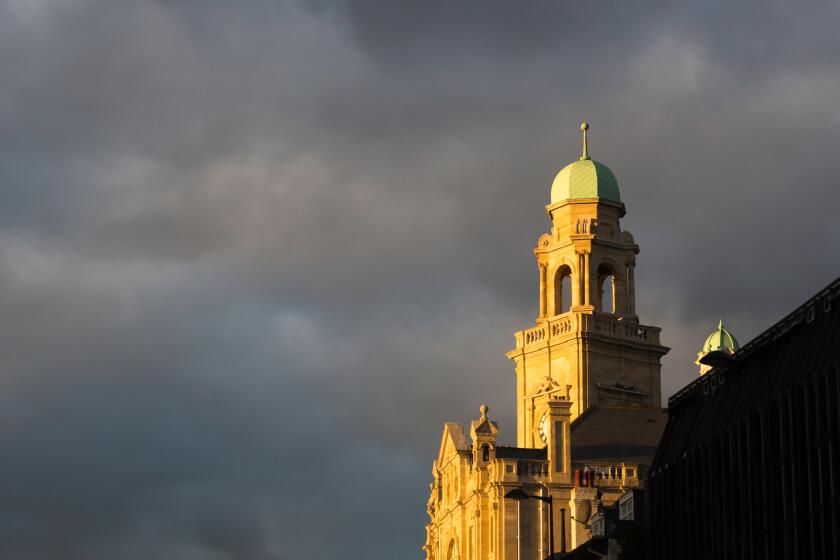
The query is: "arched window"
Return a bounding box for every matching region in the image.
[447,538,459,560]
[597,264,615,313]
[553,265,573,315]
[482,444,490,462]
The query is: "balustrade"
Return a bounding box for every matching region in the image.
[518,312,659,348]
[551,316,573,336]
[516,461,548,477]
[574,464,637,487]
[524,326,546,344]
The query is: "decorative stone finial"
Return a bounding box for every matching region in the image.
[479,404,488,419]
[580,121,590,160]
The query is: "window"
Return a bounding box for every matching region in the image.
[591,513,605,537]
[447,539,457,560]
[619,493,635,520]
[482,444,490,462]
[554,265,573,314]
[596,264,615,313]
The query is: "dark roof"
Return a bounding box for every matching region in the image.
[571,406,667,464]
[495,446,547,460]
[565,537,608,559]
[652,276,840,471]
[566,520,648,560]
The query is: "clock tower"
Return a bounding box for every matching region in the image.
[506,122,669,448]
[424,123,671,560]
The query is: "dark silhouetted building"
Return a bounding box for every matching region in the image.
[647,277,840,559]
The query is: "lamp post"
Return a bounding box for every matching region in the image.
[505,488,566,559]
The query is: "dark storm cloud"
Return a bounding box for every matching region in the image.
[1,0,838,558]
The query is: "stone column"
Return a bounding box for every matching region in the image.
[612,275,625,315]
[546,396,573,483]
[583,251,591,307]
[627,262,636,314]
[539,264,547,319]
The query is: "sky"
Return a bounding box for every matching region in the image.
[1,1,839,558]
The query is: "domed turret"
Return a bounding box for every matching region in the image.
[702,319,740,354]
[696,319,740,375]
[550,122,621,204]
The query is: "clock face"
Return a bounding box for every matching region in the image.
[538,413,549,443]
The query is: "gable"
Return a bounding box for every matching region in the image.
[436,422,470,467]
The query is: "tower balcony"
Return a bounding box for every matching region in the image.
[513,311,661,351]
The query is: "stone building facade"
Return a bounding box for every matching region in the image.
[424,123,669,560]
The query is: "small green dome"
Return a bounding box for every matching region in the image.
[550,159,621,204]
[701,320,740,355]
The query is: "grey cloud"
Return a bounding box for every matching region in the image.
[0,0,839,558]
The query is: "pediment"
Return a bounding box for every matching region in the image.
[604,373,647,395]
[436,422,470,466]
[532,376,572,399]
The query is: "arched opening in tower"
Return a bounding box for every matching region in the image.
[554,265,573,315]
[597,264,615,313]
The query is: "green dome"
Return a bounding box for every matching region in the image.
[550,159,621,204]
[701,320,740,355]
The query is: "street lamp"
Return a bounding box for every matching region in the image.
[505,488,566,559]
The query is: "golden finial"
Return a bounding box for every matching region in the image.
[479,404,488,419]
[580,121,590,160]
